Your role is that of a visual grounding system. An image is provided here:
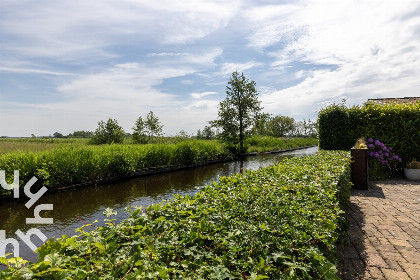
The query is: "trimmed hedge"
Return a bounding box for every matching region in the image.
[1,151,351,279]
[318,101,420,164]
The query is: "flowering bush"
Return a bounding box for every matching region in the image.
[367,138,402,180]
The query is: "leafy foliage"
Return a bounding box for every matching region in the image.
[318,102,352,150]
[1,151,351,279]
[293,119,318,138]
[67,130,93,138]
[196,126,216,140]
[132,111,164,144]
[52,132,64,138]
[318,101,420,165]
[270,115,295,137]
[90,118,125,145]
[211,72,262,154]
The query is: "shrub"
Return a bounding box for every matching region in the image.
[90,118,125,145]
[1,151,352,279]
[366,138,402,180]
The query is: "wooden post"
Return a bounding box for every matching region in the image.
[351,148,369,190]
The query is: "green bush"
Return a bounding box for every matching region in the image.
[318,101,420,164]
[1,151,351,279]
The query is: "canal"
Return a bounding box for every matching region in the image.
[0,146,318,265]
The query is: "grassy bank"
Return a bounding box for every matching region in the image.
[0,140,229,196]
[0,137,317,196]
[1,151,351,279]
[245,136,318,153]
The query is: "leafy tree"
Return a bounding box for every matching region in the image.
[269,115,295,137]
[90,118,125,144]
[197,126,215,139]
[201,125,215,139]
[196,129,202,139]
[53,132,64,138]
[293,119,317,137]
[252,112,272,136]
[176,130,191,139]
[68,131,93,138]
[132,111,163,144]
[211,71,262,154]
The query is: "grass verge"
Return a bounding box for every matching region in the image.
[245,136,318,153]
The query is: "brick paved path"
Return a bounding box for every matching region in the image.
[337,180,420,279]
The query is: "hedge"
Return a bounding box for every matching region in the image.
[318,101,420,164]
[1,151,352,279]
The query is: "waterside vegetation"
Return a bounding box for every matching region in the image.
[0,140,228,196]
[1,151,351,279]
[0,137,317,197]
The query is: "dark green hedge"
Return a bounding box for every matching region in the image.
[1,151,351,279]
[318,101,420,164]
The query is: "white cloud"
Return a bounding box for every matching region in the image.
[1,60,220,136]
[219,61,263,76]
[190,92,218,99]
[147,48,223,66]
[246,0,420,117]
[0,0,239,60]
[0,67,75,76]
[2,0,420,136]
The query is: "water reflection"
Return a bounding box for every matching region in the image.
[0,146,317,263]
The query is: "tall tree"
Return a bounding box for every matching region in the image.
[201,125,215,139]
[211,71,262,154]
[252,112,272,136]
[90,118,125,144]
[132,111,163,144]
[53,132,64,138]
[269,115,295,137]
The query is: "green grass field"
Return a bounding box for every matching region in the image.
[0,138,89,154]
[0,136,318,155]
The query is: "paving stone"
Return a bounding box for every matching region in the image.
[376,244,397,253]
[380,269,411,280]
[337,180,420,280]
[399,262,420,279]
[388,238,413,248]
[364,253,388,268]
[409,241,420,249]
[368,266,385,279]
[398,249,420,264]
[380,251,406,262]
[383,259,404,272]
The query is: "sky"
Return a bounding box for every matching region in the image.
[1,0,420,137]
